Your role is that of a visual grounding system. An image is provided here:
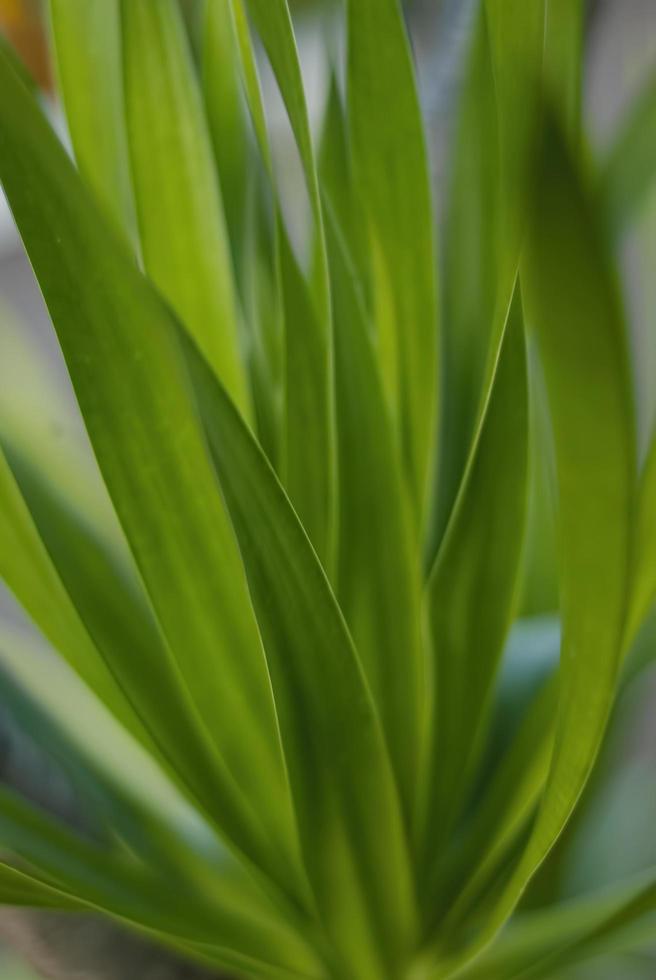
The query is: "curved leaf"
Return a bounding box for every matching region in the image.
[180,329,417,980]
[0,50,302,898]
[436,115,636,976]
[420,288,529,892]
[49,0,136,240]
[121,0,251,417]
[326,205,423,820]
[346,0,438,519]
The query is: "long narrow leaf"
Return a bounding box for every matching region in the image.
[49,0,136,240]
[420,288,529,895]
[437,116,636,976]
[326,206,423,819]
[346,0,437,519]
[180,329,417,980]
[121,0,251,417]
[0,51,302,897]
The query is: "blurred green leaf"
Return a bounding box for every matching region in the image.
[0,49,302,899]
[180,326,417,980]
[420,287,529,897]
[439,115,636,975]
[121,0,251,417]
[325,204,423,821]
[49,0,137,240]
[600,69,656,243]
[346,0,438,521]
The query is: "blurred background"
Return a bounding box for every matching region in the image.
[1,1,656,978]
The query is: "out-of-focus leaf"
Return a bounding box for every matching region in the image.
[0,790,321,980]
[228,0,336,568]
[436,116,636,975]
[0,862,77,908]
[346,0,437,520]
[0,447,140,740]
[241,175,284,470]
[460,868,656,980]
[49,0,136,240]
[0,51,303,898]
[627,437,656,644]
[0,32,38,94]
[440,679,557,943]
[202,0,250,262]
[180,330,417,980]
[600,70,656,242]
[121,0,251,417]
[543,0,585,139]
[325,205,423,820]
[420,288,529,892]
[0,646,322,980]
[431,8,500,557]
[318,79,368,298]
[240,0,329,313]
[278,220,335,567]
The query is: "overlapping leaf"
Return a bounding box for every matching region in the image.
[346,0,437,521]
[180,328,417,980]
[435,116,636,976]
[0,50,302,898]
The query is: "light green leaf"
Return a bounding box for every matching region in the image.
[0,790,321,980]
[483,0,545,280]
[346,0,437,519]
[543,0,585,139]
[326,205,423,819]
[318,77,368,298]
[628,436,656,643]
[431,8,500,556]
[49,0,136,241]
[600,69,656,242]
[437,116,636,976]
[420,287,529,891]
[0,50,302,898]
[227,0,336,567]
[460,868,656,980]
[202,0,250,260]
[0,446,141,741]
[0,861,78,908]
[180,329,417,980]
[121,0,251,417]
[278,220,335,567]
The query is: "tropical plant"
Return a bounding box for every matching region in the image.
[0,1,656,978]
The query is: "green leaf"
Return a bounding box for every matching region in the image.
[278,220,335,567]
[49,0,136,241]
[179,329,417,980]
[627,435,656,643]
[0,861,78,908]
[0,647,322,980]
[431,8,501,557]
[460,868,656,980]
[201,0,250,261]
[0,445,141,740]
[227,0,336,567]
[325,205,423,819]
[318,77,368,298]
[0,789,321,980]
[346,0,437,518]
[483,0,545,280]
[0,50,302,898]
[543,0,585,139]
[420,287,529,892]
[240,0,329,313]
[121,0,251,417]
[437,116,636,975]
[600,69,656,242]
